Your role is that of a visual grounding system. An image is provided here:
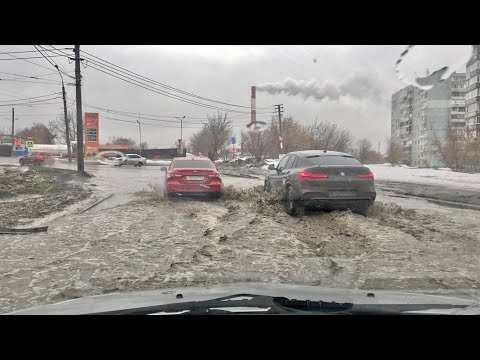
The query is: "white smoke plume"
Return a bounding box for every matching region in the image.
[256,73,383,102]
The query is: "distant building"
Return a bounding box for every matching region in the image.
[391,71,466,167]
[465,45,480,138]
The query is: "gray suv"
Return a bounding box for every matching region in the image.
[264,150,376,216]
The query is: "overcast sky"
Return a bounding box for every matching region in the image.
[0,45,473,151]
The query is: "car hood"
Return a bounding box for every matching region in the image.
[5,282,479,315]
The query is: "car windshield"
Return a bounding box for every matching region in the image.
[2,45,480,315]
[172,160,215,169]
[306,155,362,166]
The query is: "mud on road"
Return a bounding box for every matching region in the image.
[1,178,480,313]
[0,165,92,228]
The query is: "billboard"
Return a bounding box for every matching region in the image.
[84,112,99,156]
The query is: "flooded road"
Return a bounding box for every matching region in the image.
[1,158,480,314]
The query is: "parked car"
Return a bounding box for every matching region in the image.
[264,150,376,216]
[114,153,147,167]
[19,152,55,166]
[161,156,223,199]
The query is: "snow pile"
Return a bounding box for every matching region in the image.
[146,160,171,166]
[366,164,480,190]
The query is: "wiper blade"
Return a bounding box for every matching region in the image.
[83,294,470,315]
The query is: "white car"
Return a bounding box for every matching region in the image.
[114,153,147,167]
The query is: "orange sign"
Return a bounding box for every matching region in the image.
[84,112,99,156]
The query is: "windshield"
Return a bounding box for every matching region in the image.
[1,45,480,315]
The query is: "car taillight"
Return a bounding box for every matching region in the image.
[357,172,374,179]
[208,173,221,178]
[300,171,328,179]
[167,172,183,179]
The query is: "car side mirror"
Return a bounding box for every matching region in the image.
[160,167,167,172]
[268,164,276,170]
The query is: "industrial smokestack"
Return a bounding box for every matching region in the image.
[251,86,256,124]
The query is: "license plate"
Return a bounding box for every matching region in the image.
[329,191,356,197]
[186,176,204,181]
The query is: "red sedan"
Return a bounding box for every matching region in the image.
[19,152,55,166]
[162,157,223,199]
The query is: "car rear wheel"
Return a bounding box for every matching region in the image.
[19,160,24,166]
[35,160,41,166]
[353,201,371,217]
[285,186,304,216]
[211,193,222,200]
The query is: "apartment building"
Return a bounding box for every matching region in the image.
[466,45,480,138]
[392,71,466,167]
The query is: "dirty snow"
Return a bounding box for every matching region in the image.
[367,164,480,191]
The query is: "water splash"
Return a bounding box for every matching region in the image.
[395,45,473,90]
[95,151,126,165]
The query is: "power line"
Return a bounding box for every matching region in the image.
[0,92,61,102]
[0,55,67,61]
[81,101,274,119]
[86,62,253,114]
[0,78,62,85]
[0,97,62,106]
[0,71,63,79]
[49,46,275,115]
[0,48,60,71]
[80,49,272,110]
[79,100,274,125]
[102,114,202,129]
[35,45,75,79]
[0,48,71,54]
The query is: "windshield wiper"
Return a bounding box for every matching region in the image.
[85,294,469,315]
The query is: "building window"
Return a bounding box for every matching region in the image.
[477,116,480,125]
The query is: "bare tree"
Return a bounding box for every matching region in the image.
[385,137,403,166]
[16,123,56,144]
[48,110,77,143]
[204,112,232,160]
[432,128,480,172]
[306,120,353,152]
[107,136,136,147]
[189,129,211,156]
[189,112,232,160]
[240,129,269,161]
[356,138,373,164]
[264,116,311,158]
[138,141,149,150]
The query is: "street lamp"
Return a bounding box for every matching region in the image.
[136,119,142,156]
[175,116,185,153]
[54,65,72,163]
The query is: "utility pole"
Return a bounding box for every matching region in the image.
[11,108,14,157]
[56,65,72,163]
[74,45,84,172]
[137,116,142,157]
[275,104,284,155]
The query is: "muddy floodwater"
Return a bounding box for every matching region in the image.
[1,162,480,313]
